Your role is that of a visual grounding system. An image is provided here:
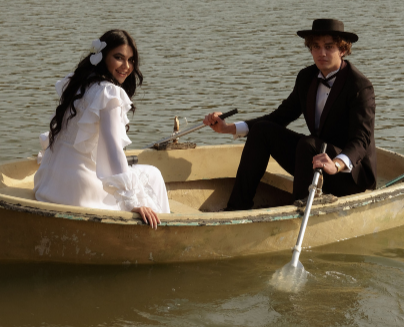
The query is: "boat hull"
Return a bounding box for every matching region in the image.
[1,187,404,264]
[1,144,404,264]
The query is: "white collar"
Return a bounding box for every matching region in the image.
[318,68,340,80]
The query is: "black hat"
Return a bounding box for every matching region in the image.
[297,19,358,43]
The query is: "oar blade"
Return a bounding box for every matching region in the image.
[269,260,308,293]
[269,143,327,293]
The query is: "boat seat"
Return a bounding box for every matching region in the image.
[168,199,201,214]
[0,183,36,200]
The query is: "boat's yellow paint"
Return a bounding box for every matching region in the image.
[1,144,404,264]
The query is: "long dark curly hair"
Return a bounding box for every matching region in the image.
[49,29,143,149]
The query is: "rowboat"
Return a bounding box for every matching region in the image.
[1,144,404,265]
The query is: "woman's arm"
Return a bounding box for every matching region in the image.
[97,106,160,229]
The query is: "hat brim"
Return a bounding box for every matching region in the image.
[297,30,358,43]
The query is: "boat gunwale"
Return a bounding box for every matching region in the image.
[1,145,404,226]
[2,184,404,227]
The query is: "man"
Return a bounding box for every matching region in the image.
[203,19,376,210]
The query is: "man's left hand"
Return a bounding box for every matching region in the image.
[312,154,345,175]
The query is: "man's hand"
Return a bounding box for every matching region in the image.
[203,112,236,134]
[312,154,346,175]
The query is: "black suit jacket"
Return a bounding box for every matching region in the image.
[246,60,377,190]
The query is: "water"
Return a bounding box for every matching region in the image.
[270,261,308,293]
[1,0,404,325]
[0,226,403,326]
[1,0,404,162]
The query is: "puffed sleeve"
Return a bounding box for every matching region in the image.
[96,106,129,177]
[73,83,132,159]
[55,73,73,97]
[37,131,50,164]
[37,73,73,164]
[92,84,163,213]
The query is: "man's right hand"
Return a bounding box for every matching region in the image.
[203,112,236,134]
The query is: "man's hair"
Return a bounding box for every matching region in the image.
[304,34,352,57]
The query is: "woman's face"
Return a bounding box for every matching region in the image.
[105,44,134,84]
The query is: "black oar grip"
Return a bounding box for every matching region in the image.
[218,108,238,120]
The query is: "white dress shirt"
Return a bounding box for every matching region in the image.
[233,68,353,172]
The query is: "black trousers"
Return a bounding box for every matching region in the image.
[227,121,366,210]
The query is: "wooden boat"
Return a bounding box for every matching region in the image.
[1,144,404,265]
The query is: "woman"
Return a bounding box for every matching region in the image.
[34,30,170,229]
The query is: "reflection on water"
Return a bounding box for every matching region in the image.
[0,226,403,326]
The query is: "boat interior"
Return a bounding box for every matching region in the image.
[1,145,403,215]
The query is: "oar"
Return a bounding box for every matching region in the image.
[143,109,238,149]
[377,173,404,189]
[270,143,327,292]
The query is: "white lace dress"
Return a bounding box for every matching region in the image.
[34,75,170,213]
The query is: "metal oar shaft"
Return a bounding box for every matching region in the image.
[172,123,205,138]
[143,108,238,149]
[295,172,321,247]
[291,143,327,267]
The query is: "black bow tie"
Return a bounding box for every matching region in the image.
[318,73,338,89]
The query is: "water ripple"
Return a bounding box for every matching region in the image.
[1,0,404,161]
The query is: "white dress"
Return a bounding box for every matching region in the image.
[34,75,170,213]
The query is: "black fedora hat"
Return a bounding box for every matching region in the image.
[297,19,358,43]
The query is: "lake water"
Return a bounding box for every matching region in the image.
[0,227,403,326]
[1,0,404,325]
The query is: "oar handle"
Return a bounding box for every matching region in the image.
[218,108,238,120]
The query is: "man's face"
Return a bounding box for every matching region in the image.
[310,35,345,76]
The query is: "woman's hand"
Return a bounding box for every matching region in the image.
[131,206,161,230]
[203,112,236,134]
[312,154,345,175]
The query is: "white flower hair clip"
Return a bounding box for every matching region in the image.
[90,39,107,66]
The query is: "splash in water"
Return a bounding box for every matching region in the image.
[269,260,308,293]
